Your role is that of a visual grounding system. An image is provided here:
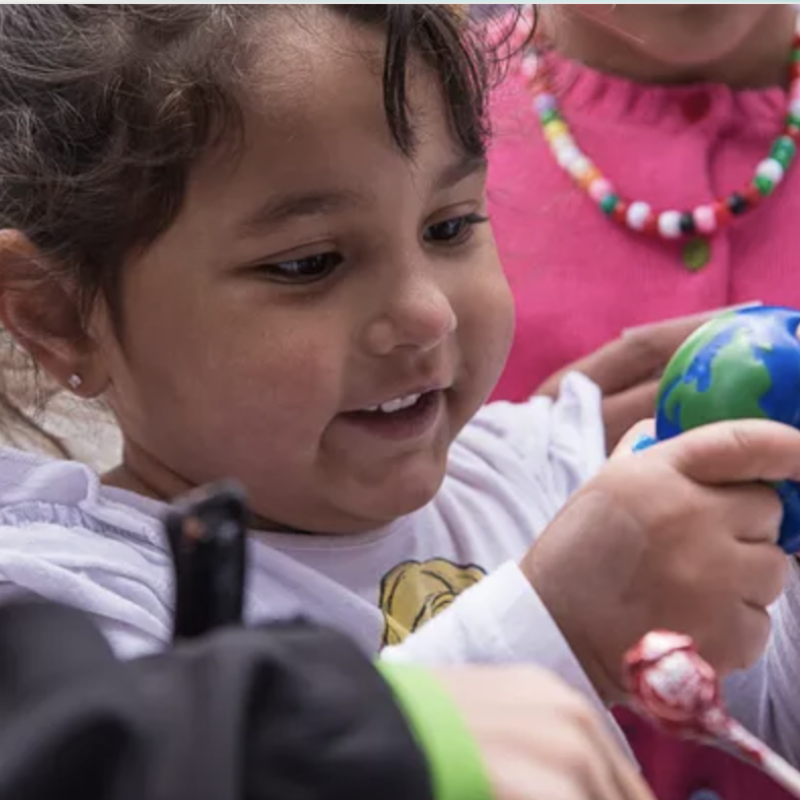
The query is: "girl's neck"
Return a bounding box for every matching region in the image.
[542,6,796,90]
[104,446,302,535]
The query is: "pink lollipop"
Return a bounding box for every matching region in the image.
[624,631,800,799]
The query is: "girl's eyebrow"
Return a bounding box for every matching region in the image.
[434,155,488,191]
[237,189,364,235]
[236,155,487,236]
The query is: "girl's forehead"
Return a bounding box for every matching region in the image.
[168,32,468,250]
[194,25,453,190]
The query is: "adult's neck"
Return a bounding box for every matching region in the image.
[542,5,796,89]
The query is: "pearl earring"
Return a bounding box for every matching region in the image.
[67,374,83,391]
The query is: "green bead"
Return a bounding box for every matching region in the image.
[772,150,794,170]
[755,175,775,196]
[599,194,618,215]
[771,136,797,169]
[773,135,795,153]
[787,113,800,130]
[792,48,800,62]
[539,109,560,125]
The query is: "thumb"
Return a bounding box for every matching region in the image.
[657,419,800,485]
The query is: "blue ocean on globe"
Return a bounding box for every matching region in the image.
[654,305,800,554]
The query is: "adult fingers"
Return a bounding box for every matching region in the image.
[570,698,657,800]
[602,380,660,451]
[537,309,731,398]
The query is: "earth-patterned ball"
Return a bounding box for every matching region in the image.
[656,305,800,554]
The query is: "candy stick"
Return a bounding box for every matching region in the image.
[164,481,249,641]
[624,631,800,799]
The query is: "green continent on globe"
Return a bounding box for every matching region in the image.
[661,323,773,432]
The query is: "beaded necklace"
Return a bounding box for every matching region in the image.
[523,16,800,271]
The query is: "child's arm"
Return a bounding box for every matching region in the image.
[388,378,800,766]
[383,372,621,747]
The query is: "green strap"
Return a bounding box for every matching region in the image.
[376,663,494,800]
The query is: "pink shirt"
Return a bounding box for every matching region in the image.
[489,51,798,401]
[488,50,800,800]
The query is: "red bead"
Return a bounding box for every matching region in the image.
[787,125,800,143]
[791,63,800,81]
[612,200,629,224]
[742,184,762,208]
[713,201,731,226]
[643,213,660,236]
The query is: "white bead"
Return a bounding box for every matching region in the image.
[551,133,575,150]
[555,143,581,169]
[626,201,652,231]
[569,156,592,179]
[550,132,575,149]
[694,205,717,235]
[658,210,683,239]
[755,158,785,184]
[790,99,800,119]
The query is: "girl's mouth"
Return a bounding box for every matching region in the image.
[340,390,444,442]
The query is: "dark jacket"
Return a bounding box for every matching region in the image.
[0,601,433,800]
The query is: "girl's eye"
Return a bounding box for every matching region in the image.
[258,252,343,284]
[424,212,489,245]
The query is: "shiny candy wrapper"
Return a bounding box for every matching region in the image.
[624,631,730,743]
[624,632,800,798]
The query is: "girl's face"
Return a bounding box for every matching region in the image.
[96,16,514,533]
[552,4,795,85]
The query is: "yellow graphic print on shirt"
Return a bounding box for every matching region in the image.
[379,558,487,646]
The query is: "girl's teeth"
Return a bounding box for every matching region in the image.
[366,393,422,414]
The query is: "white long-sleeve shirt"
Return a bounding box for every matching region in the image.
[0,373,796,764]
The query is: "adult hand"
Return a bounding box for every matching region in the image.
[440,665,655,800]
[535,305,760,451]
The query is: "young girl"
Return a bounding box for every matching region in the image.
[0,3,796,781]
[485,4,800,799]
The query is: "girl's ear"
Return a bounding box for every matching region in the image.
[0,230,109,397]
